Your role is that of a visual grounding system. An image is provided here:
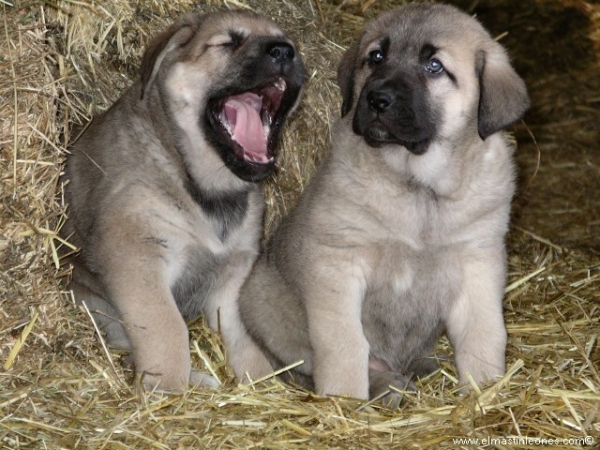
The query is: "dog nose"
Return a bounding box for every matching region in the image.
[367,90,394,113]
[267,43,295,64]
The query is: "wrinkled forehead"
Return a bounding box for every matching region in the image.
[360,6,487,55]
[201,10,286,40]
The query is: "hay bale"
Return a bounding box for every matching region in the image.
[1,0,598,447]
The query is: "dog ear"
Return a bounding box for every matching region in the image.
[140,14,200,100]
[337,41,360,117]
[477,49,530,139]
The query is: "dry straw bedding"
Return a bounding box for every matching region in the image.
[1,0,599,448]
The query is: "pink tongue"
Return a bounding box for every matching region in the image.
[224,92,270,163]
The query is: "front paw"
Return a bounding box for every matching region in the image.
[190,369,220,389]
[141,369,220,392]
[369,370,416,408]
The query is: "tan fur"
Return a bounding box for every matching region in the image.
[238,3,529,404]
[62,10,305,391]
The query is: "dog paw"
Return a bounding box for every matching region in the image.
[140,369,219,392]
[407,354,444,379]
[369,370,416,408]
[189,369,220,389]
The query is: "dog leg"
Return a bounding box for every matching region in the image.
[119,287,192,391]
[445,248,507,386]
[106,261,206,391]
[305,264,370,399]
[204,252,273,383]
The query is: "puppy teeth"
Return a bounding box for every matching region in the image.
[274,78,286,91]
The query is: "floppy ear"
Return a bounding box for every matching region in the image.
[477,49,530,139]
[140,14,200,99]
[337,41,360,117]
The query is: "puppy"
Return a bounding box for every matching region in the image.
[239,3,529,403]
[61,10,305,391]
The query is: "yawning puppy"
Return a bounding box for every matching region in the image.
[62,10,305,390]
[238,3,529,404]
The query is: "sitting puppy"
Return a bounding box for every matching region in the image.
[238,3,529,403]
[62,10,305,391]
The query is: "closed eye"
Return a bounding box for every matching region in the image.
[207,31,246,49]
[223,30,246,49]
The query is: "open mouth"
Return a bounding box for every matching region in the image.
[209,78,287,166]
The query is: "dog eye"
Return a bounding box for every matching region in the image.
[223,31,245,49]
[368,49,385,65]
[425,58,444,74]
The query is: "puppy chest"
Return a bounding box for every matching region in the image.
[361,253,461,367]
[170,251,225,320]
